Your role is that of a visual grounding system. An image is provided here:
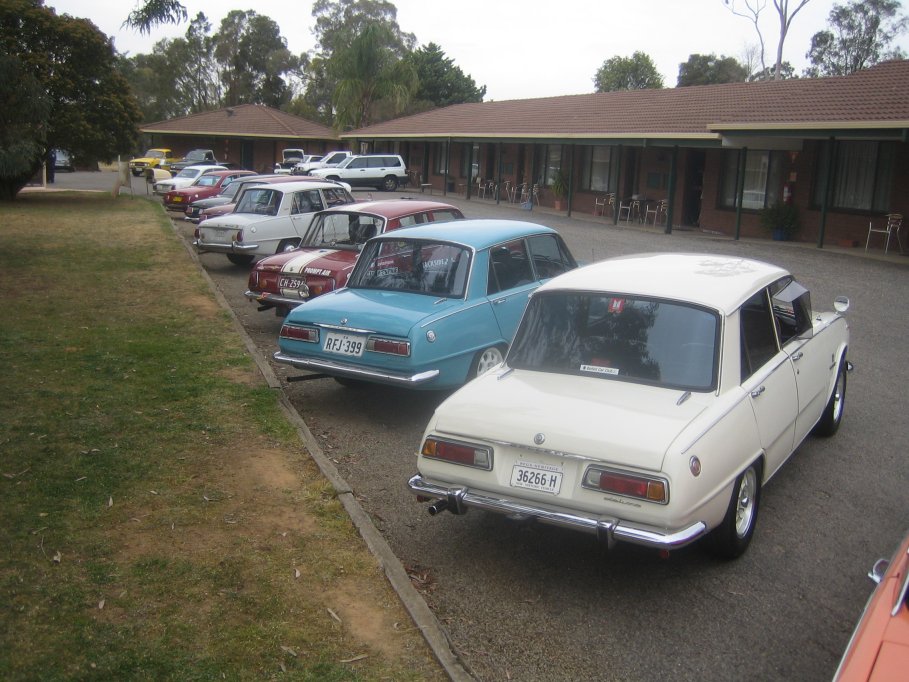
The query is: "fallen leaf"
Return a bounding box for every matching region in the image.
[294,568,301,579]
[75,476,87,482]
[340,654,368,664]
[327,608,341,624]
[280,645,298,657]
[149,490,158,495]
[107,496,113,508]
[52,551,61,564]
[98,599,105,610]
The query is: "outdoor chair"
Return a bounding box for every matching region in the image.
[865,213,903,254]
[645,199,668,226]
[618,195,641,222]
[595,193,615,218]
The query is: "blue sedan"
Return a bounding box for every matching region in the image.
[273,220,578,389]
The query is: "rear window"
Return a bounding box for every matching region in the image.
[236,188,280,215]
[508,292,719,391]
[303,213,383,249]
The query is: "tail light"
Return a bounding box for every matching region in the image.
[582,467,668,504]
[235,230,243,243]
[194,227,200,239]
[421,437,492,470]
[279,325,318,343]
[366,338,410,356]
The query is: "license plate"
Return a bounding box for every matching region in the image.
[279,277,301,289]
[323,332,365,357]
[173,196,183,202]
[510,461,563,495]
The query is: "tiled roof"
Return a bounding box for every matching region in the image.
[142,104,339,140]
[345,61,909,141]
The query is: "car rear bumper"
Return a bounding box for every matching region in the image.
[273,351,439,386]
[407,474,708,550]
[244,289,309,308]
[192,239,258,254]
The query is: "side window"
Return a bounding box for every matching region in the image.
[292,190,323,215]
[527,234,577,279]
[368,157,387,168]
[386,156,402,167]
[770,277,812,345]
[487,239,534,295]
[740,290,780,382]
[398,213,424,227]
[349,158,368,169]
[429,210,462,223]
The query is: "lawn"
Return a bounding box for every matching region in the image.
[0,192,444,681]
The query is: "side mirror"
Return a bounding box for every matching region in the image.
[834,296,850,313]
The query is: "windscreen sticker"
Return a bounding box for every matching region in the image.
[581,364,619,375]
[608,298,625,314]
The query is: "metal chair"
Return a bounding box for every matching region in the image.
[645,199,668,226]
[618,195,641,222]
[594,193,615,218]
[865,213,903,254]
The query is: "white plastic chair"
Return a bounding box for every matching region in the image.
[865,213,903,254]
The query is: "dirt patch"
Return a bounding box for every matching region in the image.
[323,577,410,660]
[217,365,265,388]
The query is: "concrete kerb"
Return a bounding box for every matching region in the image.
[170,215,475,682]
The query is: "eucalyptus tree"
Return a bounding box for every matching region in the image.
[805,0,908,76]
[677,54,750,86]
[593,52,664,91]
[724,0,813,80]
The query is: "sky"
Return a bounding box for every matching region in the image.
[46,0,909,101]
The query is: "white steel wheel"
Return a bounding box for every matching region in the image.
[703,461,762,560]
[470,346,505,379]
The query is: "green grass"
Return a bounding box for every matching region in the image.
[0,192,443,681]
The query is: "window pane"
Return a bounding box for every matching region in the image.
[545,145,562,185]
[741,150,769,210]
[740,290,778,381]
[582,146,611,191]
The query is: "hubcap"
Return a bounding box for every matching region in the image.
[735,468,757,537]
[832,370,845,422]
[476,347,504,375]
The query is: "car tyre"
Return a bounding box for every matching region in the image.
[277,239,301,253]
[227,253,255,266]
[703,461,762,560]
[469,345,506,380]
[381,176,398,192]
[812,353,846,437]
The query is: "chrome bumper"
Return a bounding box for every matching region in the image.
[244,289,307,308]
[274,351,439,386]
[192,239,258,254]
[407,474,707,550]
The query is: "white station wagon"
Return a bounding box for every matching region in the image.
[192,180,355,265]
[408,253,851,559]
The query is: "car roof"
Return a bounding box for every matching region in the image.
[318,199,459,218]
[181,164,226,172]
[253,180,347,192]
[373,219,558,250]
[204,169,255,178]
[538,253,789,315]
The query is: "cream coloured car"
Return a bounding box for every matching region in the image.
[408,253,851,559]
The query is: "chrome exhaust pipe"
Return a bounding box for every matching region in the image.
[427,499,449,516]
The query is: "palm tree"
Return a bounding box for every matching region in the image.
[331,23,417,130]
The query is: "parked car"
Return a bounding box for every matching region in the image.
[193,176,353,224]
[309,154,408,191]
[246,199,465,316]
[53,149,74,172]
[184,174,277,223]
[407,253,851,558]
[169,149,221,173]
[293,150,352,174]
[834,531,909,681]
[274,220,578,389]
[154,164,227,195]
[129,148,177,176]
[276,152,319,175]
[193,180,356,265]
[162,170,255,211]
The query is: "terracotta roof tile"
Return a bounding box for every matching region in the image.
[347,61,909,140]
[142,104,339,140]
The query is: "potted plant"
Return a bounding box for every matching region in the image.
[759,202,800,241]
[551,168,568,210]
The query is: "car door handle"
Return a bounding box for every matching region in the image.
[492,296,507,304]
[791,351,803,361]
[750,385,766,398]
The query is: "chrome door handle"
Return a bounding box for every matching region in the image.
[492,297,506,304]
[750,386,766,398]
[791,351,803,361]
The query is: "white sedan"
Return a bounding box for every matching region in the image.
[408,253,851,559]
[153,164,226,195]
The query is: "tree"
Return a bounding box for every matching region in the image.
[677,54,750,86]
[749,61,797,80]
[593,52,664,91]
[124,0,186,34]
[724,0,813,80]
[405,43,485,112]
[302,0,415,122]
[805,0,908,77]
[214,11,301,107]
[0,0,142,200]
[331,22,417,130]
[0,53,51,187]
